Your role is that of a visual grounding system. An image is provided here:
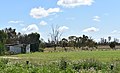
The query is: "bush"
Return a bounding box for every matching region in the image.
[0,42,5,55]
[39,48,44,52]
[59,57,67,70]
[0,58,9,64]
[109,42,116,49]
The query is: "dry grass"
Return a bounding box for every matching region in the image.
[97,45,120,50]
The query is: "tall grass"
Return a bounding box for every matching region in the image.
[0,58,120,73]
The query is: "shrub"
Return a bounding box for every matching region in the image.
[59,57,67,70]
[109,42,116,49]
[0,58,9,64]
[0,42,5,55]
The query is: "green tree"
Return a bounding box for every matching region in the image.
[109,42,116,49]
[81,35,88,47]
[68,36,76,49]
[18,34,29,44]
[0,30,7,55]
[61,38,68,51]
[39,38,46,52]
[18,32,40,52]
[4,27,17,44]
[28,32,40,52]
[87,39,96,48]
[0,30,7,43]
[108,36,111,42]
[0,42,5,55]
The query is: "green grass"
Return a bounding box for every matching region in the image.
[0,50,120,73]
[1,50,120,63]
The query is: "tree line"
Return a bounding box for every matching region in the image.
[46,35,119,51]
[46,35,97,51]
[0,27,119,55]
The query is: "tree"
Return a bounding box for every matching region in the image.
[108,36,111,42]
[49,25,62,51]
[19,34,29,44]
[67,35,97,50]
[68,36,76,49]
[77,37,82,48]
[61,38,68,51]
[28,32,40,52]
[4,27,17,44]
[0,30,7,55]
[0,42,5,55]
[81,35,88,47]
[87,39,96,48]
[18,32,40,52]
[109,42,116,49]
[0,30,7,43]
[114,38,119,44]
[39,38,46,52]
[75,37,80,48]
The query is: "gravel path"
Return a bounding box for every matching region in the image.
[0,56,21,59]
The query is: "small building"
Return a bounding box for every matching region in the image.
[6,44,30,54]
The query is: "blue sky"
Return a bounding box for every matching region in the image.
[0,0,120,42]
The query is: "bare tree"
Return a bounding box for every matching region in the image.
[49,25,62,51]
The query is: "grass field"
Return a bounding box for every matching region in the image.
[0,50,120,73]
[1,50,120,63]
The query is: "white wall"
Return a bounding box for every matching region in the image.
[10,45,21,53]
[26,44,30,53]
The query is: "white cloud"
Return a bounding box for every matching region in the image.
[93,16,100,22]
[58,26,69,32]
[57,0,94,8]
[30,7,61,19]
[83,27,99,32]
[8,21,23,24]
[22,24,39,34]
[47,8,61,13]
[40,20,47,26]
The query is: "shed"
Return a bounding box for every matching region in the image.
[6,44,30,54]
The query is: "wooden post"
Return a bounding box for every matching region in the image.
[110,64,114,70]
[26,61,29,65]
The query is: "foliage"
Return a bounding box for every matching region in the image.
[0,42,5,55]
[0,30,7,43]
[109,42,116,49]
[60,38,68,51]
[39,38,46,52]
[4,28,17,44]
[0,30,7,55]
[47,34,97,51]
